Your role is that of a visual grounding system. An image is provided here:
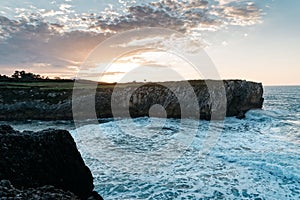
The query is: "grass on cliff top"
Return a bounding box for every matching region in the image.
[0,81,76,90]
[0,79,211,90]
[0,81,117,90]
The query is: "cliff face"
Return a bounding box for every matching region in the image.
[0,80,263,120]
[105,80,264,120]
[0,125,103,200]
[224,80,264,118]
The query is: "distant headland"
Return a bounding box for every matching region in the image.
[0,71,264,121]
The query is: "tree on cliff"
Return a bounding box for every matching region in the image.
[0,74,10,81]
[11,70,43,81]
[0,70,71,82]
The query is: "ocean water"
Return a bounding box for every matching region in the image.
[3,86,300,200]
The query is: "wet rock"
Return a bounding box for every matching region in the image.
[87,191,104,200]
[0,180,80,200]
[236,111,246,119]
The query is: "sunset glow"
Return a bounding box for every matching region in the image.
[0,0,299,85]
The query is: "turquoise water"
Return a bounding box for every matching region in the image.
[4,86,300,199]
[72,86,300,200]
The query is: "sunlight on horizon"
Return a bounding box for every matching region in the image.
[95,50,204,83]
[0,0,299,85]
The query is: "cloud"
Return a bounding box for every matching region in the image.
[0,0,268,77]
[0,16,109,77]
[90,0,264,35]
[1,0,264,36]
[102,71,125,76]
[59,4,72,12]
[112,36,167,48]
[42,10,64,17]
[220,1,263,26]
[93,0,218,34]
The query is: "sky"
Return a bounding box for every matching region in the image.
[0,0,299,85]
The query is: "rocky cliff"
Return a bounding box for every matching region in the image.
[0,80,264,120]
[0,125,103,200]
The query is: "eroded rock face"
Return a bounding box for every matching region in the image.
[77,80,264,120]
[0,125,98,200]
[0,80,264,120]
[224,80,264,118]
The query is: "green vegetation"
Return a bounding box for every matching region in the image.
[0,70,75,90]
[0,81,75,90]
[0,70,208,90]
[0,70,51,82]
[0,70,114,90]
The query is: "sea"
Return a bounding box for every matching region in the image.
[2,86,300,200]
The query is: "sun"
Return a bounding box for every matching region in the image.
[98,62,140,83]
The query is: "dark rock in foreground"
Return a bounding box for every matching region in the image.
[0,79,264,120]
[0,125,103,200]
[0,180,80,199]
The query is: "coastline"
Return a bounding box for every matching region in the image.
[0,79,264,121]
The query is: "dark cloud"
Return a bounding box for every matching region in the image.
[0,16,109,76]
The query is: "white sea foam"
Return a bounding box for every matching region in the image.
[69,109,299,199]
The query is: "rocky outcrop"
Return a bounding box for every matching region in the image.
[0,125,103,200]
[0,180,80,200]
[0,88,73,120]
[0,80,263,120]
[94,80,263,120]
[224,80,264,119]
